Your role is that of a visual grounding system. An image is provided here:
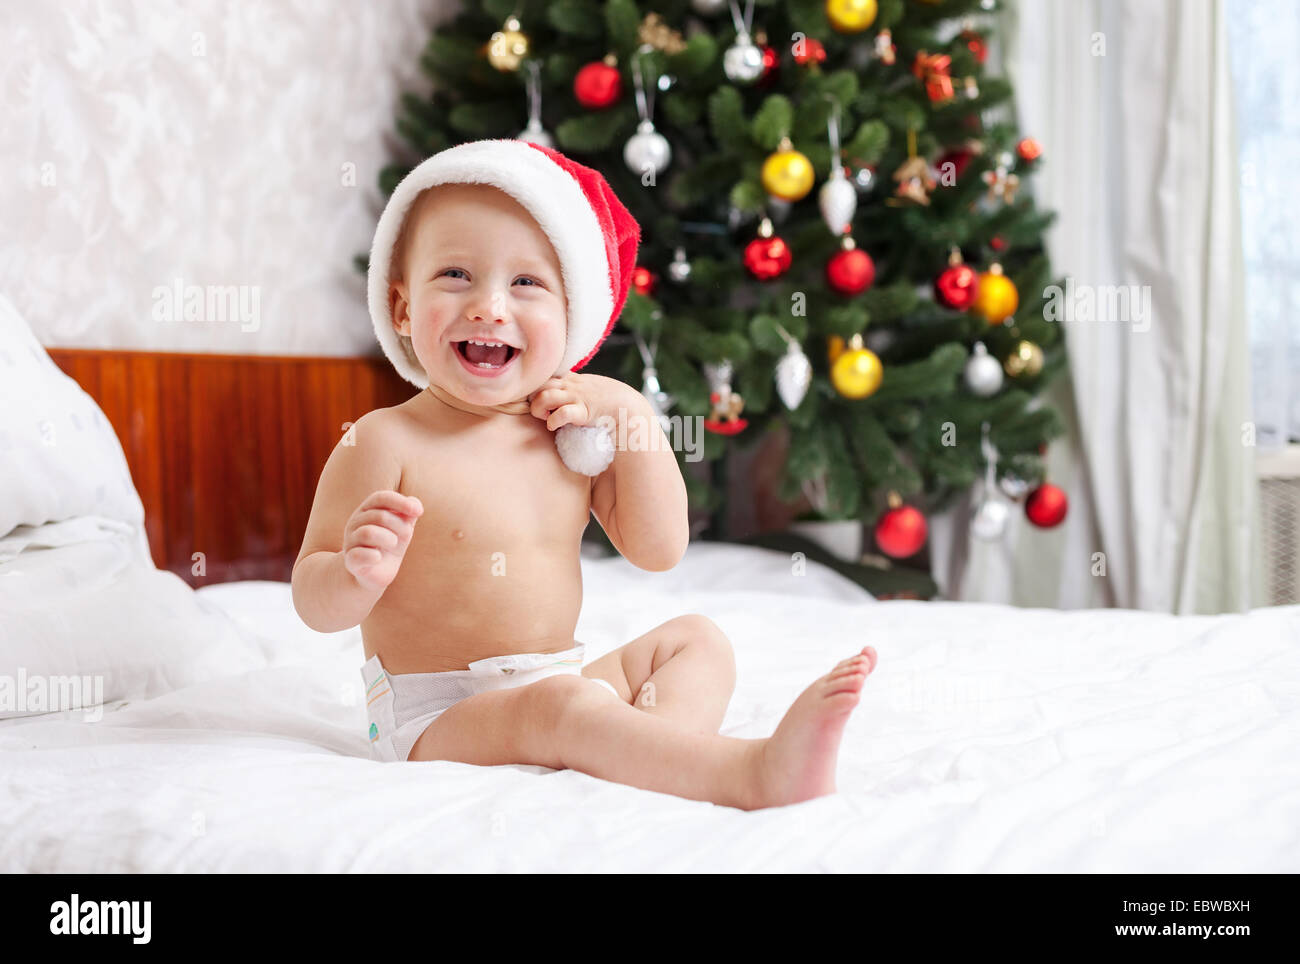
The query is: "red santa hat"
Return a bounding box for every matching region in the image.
[367,138,640,385]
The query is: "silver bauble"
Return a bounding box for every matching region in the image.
[971,496,1010,541]
[775,342,812,410]
[691,0,729,14]
[848,39,875,71]
[999,475,1032,501]
[624,120,672,176]
[703,360,733,394]
[819,167,857,235]
[964,342,1004,397]
[864,328,895,356]
[667,247,692,283]
[853,167,875,193]
[723,34,765,83]
[516,118,553,149]
[641,366,674,417]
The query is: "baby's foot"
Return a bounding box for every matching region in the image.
[750,647,877,809]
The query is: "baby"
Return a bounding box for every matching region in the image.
[291,139,876,810]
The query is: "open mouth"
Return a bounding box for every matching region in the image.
[454,339,520,374]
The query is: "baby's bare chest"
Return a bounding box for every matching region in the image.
[398,423,591,551]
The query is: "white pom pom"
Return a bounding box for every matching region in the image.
[555,423,616,476]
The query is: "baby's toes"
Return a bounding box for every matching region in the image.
[832,652,873,675]
[823,673,868,700]
[346,546,382,568]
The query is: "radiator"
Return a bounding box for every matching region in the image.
[1258,446,1300,606]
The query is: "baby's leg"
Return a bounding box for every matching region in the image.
[408,647,877,810]
[580,614,735,734]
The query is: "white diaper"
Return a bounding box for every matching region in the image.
[360,643,618,762]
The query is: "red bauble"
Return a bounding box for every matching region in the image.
[826,246,875,296]
[1016,137,1043,162]
[758,45,780,84]
[631,265,656,296]
[704,417,749,435]
[935,263,977,310]
[961,29,988,64]
[990,235,1007,252]
[936,147,976,181]
[793,37,827,65]
[744,235,792,280]
[574,61,621,109]
[875,505,928,559]
[1025,483,1068,528]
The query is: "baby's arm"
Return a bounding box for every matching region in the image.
[291,413,422,632]
[530,372,688,571]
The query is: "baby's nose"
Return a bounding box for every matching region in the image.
[467,287,510,323]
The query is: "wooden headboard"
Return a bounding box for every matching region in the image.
[49,348,415,586]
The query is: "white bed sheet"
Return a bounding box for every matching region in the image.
[2,542,1297,872]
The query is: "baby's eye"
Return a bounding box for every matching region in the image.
[440,268,468,280]
[514,276,540,287]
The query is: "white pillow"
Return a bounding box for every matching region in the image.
[0,294,146,549]
[0,532,270,719]
[0,296,268,717]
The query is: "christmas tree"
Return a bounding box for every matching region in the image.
[364,0,1069,560]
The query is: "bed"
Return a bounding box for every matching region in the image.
[3,297,1298,873]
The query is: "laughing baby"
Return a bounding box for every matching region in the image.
[291,139,876,810]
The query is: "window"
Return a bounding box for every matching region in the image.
[1228,0,1300,446]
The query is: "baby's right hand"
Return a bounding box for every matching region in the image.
[341,490,424,592]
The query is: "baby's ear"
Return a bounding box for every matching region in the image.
[389,281,411,336]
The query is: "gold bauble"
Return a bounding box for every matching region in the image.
[1003,340,1044,378]
[761,139,815,202]
[828,334,846,363]
[831,335,883,398]
[826,0,878,33]
[488,19,530,71]
[972,268,1019,324]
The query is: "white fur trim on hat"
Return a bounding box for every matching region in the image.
[367,139,616,385]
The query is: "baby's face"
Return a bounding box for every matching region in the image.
[390,183,567,405]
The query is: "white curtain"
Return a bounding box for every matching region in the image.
[930,0,1262,613]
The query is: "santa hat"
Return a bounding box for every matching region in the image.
[367,138,641,385]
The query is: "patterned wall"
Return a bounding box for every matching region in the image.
[2,0,453,355]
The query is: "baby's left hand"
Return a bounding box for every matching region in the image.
[528,373,631,432]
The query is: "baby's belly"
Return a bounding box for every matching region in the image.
[361,543,585,674]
